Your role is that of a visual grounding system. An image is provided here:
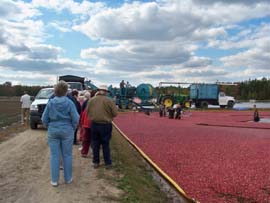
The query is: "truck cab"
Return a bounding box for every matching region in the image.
[30,87,73,129]
[218,92,235,108]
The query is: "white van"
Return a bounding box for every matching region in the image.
[30,88,54,129]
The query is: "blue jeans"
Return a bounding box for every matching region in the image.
[48,133,73,183]
[91,122,112,166]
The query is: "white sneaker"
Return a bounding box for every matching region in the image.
[66,178,73,184]
[50,181,58,187]
[78,146,82,151]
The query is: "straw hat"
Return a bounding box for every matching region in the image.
[97,85,108,91]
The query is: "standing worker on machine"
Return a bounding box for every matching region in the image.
[120,80,126,96]
[126,81,131,88]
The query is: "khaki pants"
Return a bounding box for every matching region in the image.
[21,108,30,125]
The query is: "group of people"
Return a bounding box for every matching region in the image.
[20,82,264,188]
[159,102,183,119]
[119,80,131,96]
[41,81,118,187]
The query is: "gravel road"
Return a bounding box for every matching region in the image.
[0,128,122,203]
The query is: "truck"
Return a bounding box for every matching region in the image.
[190,84,235,109]
[58,75,85,91]
[58,75,98,91]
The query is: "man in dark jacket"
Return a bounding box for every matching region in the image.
[87,85,118,169]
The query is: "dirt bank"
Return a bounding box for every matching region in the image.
[0,128,122,203]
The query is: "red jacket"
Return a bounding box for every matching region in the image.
[80,109,91,128]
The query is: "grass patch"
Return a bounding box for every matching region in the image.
[0,98,26,143]
[0,100,21,128]
[99,127,172,203]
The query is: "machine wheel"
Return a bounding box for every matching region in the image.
[201,101,208,109]
[184,101,191,108]
[227,101,234,109]
[30,122,37,129]
[162,96,174,108]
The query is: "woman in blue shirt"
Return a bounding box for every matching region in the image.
[42,81,79,187]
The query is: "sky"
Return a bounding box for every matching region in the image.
[0,0,270,87]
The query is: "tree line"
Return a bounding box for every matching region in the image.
[156,77,270,101]
[0,83,48,97]
[219,77,270,100]
[234,77,270,100]
[0,78,269,100]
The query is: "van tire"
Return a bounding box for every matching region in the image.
[30,122,37,129]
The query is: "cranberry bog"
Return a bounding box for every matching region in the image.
[114,110,270,203]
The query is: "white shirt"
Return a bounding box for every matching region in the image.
[20,94,31,108]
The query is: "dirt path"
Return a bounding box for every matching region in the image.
[0,129,122,203]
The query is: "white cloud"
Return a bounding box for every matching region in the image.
[48,22,72,33]
[221,47,270,70]
[0,0,40,21]
[74,1,204,41]
[218,23,270,72]
[1,0,270,85]
[81,41,191,71]
[0,70,56,85]
[75,1,270,41]
[183,56,212,68]
[0,19,46,47]
[32,0,105,16]
[75,0,270,82]
[192,27,227,41]
[0,0,97,83]
[192,0,270,5]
